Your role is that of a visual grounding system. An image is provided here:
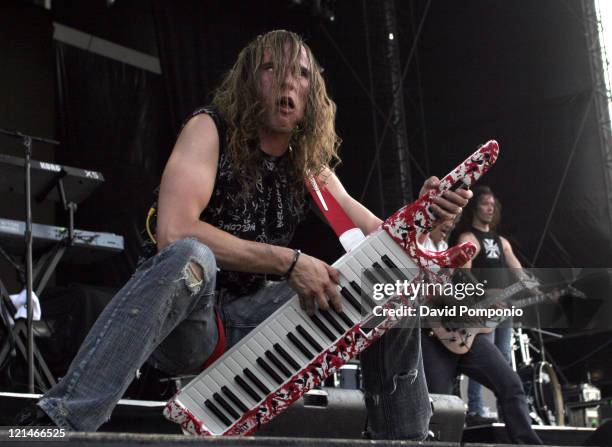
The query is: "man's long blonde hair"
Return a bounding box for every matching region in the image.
[212,30,341,198]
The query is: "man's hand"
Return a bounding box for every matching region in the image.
[288,253,342,315]
[419,176,473,224]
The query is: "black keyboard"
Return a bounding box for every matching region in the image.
[0,217,123,263]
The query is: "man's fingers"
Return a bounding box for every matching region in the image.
[315,292,330,312]
[326,265,340,284]
[429,204,454,221]
[442,190,469,208]
[433,196,462,215]
[420,176,440,197]
[454,188,473,200]
[325,284,343,312]
[425,176,440,189]
[304,294,316,315]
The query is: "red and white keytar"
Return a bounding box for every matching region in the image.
[164,140,500,436]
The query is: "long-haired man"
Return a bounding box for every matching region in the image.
[21,31,470,439]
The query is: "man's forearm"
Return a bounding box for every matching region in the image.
[159,220,294,275]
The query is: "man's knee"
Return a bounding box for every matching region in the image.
[500,373,526,400]
[167,238,217,294]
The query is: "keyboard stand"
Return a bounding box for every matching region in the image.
[0,277,57,391]
[32,176,77,296]
[0,176,77,392]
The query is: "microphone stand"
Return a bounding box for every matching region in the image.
[0,128,59,393]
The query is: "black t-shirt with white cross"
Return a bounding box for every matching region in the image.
[470,227,512,289]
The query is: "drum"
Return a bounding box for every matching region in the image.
[518,361,564,426]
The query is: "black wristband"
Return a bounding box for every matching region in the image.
[281,249,301,280]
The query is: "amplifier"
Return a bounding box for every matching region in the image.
[256,388,465,441]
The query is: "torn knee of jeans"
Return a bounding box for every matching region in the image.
[181,260,204,295]
[390,369,419,394]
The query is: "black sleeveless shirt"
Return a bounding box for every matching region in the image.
[143,106,306,296]
[470,227,512,288]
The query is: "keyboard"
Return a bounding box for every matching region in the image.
[0,217,124,262]
[0,153,104,205]
[164,141,500,436]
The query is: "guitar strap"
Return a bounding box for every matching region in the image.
[305,175,365,252]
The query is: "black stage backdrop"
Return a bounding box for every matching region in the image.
[48,0,612,387]
[150,0,612,390]
[416,0,612,270]
[151,0,378,263]
[52,0,171,286]
[152,0,612,270]
[0,1,56,292]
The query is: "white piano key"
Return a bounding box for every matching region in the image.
[239,343,275,391]
[194,381,236,425]
[367,234,415,287]
[224,356,262,405]
[274,314,310,363]
[286,305,329,350]
[335,291,362,323]
[180,387,225,434]
[376,230,418,272]
[252,331,294,377]
[342,257,374,301]
[261,322,304,371]
[215,363,254,409]
[247,337,286,385]
[206,369,245,416]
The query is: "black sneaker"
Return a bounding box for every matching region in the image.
[13,405,56,426]
[465,412,497,427]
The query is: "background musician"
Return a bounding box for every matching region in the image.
[420,218,542,445]
[455,185,524,423]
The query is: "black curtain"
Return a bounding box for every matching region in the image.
[151,0,359,263]
[152,0,311,134]
[54,41,171,286]
[414,0,612,269]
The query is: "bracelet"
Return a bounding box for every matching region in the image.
[281,249,301,280]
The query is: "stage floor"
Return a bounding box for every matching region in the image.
[0,392,596,446]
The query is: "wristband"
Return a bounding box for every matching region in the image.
[281,249,301,280]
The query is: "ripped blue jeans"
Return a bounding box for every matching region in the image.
[360,320,431,440]
[38,238,431,438]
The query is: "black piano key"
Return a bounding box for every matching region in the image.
[273,343,300,370]
[221,385,248,413]
[349,280,364,296]
[381,255,411,282]
[213,392,240,419]
[373,262,395,284]
[363,269,382,287]
[257,357,283,384]
[340,287,363,313]
[350,280,375,309]
[310,314,336,342]
[235,375,261,402]
[287,332,314,359]
[266,350,292,377]
[244,368,271,395]
[336,310,355,328]
[296,325,323,351]
[205,399,231,426]
[320,309,344,334]
[381,255,397,269]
